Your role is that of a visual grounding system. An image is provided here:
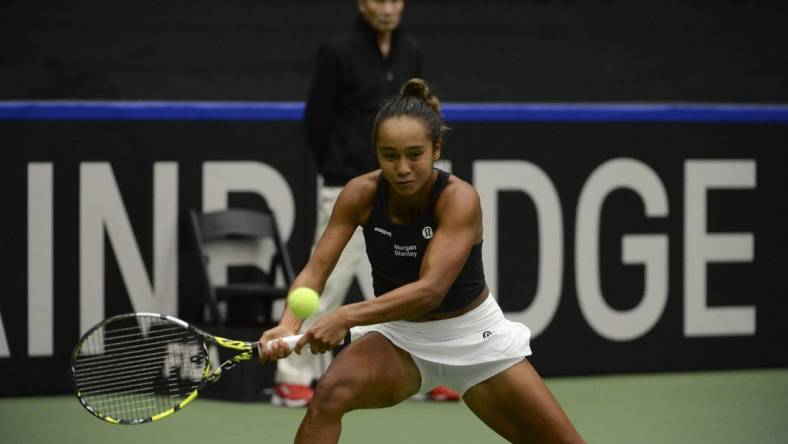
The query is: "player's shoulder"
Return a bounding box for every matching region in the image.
[443,174,479,203]
[338,171,380,208]
[346,170,380,193]
[436,174,481,216]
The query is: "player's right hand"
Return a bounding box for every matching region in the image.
[257,325,297,364]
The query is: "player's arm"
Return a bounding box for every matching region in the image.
[338,179,481,326]
[280,180,370,329]
[260,175,375,358]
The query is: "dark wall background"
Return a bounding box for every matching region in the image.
[2,0,787,102]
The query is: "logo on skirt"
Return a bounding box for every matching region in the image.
[482,331,492,339]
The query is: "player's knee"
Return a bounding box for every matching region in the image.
[310,372,356,416]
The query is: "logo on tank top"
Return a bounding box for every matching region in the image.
[482,331,493,339]
[394,244,417,258]
[422,226,433,239]
[374,226,392,237]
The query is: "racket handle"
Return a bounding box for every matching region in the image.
[261,334,303,353]
[262,334,345,353]
[276,334,303,351]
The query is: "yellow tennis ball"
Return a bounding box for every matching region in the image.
[287,287,320,319]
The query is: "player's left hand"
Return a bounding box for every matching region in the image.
[295,309,349,355]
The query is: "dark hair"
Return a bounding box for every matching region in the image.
[372,78,449,147]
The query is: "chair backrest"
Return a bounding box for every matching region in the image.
[187,207,295,324]
[198,208,276,242]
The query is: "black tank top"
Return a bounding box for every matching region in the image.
[362,169,486,313]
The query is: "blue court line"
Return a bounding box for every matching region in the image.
[1,101,788,123]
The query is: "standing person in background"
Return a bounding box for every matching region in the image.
[271,0,460,406]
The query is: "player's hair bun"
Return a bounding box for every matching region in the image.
[400,78,441,114]
[373,78,449,146]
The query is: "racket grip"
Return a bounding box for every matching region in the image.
[278,334,303,351]
[263,334,303,353]
[262,334,345,353]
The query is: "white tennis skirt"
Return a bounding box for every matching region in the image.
[350,293,532,366]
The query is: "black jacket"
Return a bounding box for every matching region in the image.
[304,16,423,186]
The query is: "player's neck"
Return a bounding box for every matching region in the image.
[386,170,437,225]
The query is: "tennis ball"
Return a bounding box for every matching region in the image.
[287,287,320,319]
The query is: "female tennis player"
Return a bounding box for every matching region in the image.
[259,78,585,443]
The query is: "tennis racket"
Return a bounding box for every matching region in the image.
[71,312,303,425]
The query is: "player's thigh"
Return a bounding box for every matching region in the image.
[463,359,584,444]
[317,332,421,410]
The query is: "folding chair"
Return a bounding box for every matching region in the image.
[187,207,294,326]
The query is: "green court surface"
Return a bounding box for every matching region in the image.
[2,368,786,443]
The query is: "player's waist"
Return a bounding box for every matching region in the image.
[408,287,489,322]
[395,290,505,339]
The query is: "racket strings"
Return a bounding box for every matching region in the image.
[73,316,208,423]
[74,353,183,384]
[75,333,197,362]
[100,326,189,345]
